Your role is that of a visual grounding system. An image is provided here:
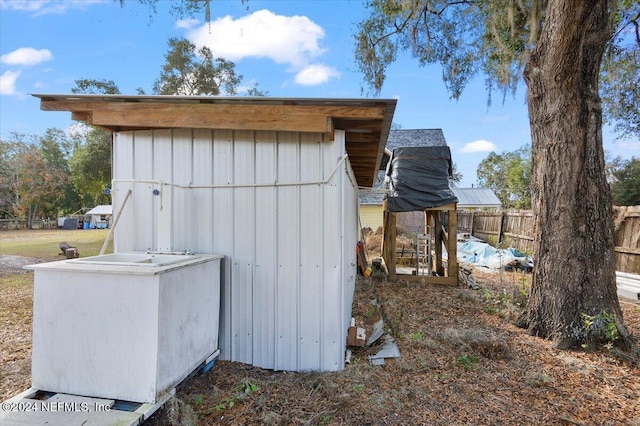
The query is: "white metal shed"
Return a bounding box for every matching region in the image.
[35,94,396,372]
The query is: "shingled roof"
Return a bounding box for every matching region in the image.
[386,129,447,151]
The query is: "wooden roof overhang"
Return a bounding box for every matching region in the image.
[33,94,396,187]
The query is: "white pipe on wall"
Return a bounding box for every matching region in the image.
[112,154,349,190]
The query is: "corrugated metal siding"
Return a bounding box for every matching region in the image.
[112,128,356,372]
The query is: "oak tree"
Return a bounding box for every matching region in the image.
[355,0,638,355]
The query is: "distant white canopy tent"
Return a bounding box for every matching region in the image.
[85,205,112,229]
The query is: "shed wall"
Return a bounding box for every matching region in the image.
[360,205,384,231]
[112,129,357,371]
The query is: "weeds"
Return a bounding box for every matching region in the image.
[238,379,259,396]
[581,311,620,349]
[457,353,479,370]
[214,396,237,412]
[434,373,449,382]
[481,284,528,320]
[215,379,259,412]
[410,331,425,340]
[366,305,376,318]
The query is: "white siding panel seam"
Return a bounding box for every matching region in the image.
[296,132,302,372]
[319,133,326,371]
[113,128,357,372]
[273,131,280,370]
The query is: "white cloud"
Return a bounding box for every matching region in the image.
[185,9,337,86]
[0,70,21,95]
[66,121,91,139]
[1,47,53,66]
[294,64,340,86]
[175,18,199,30]
[0,0,105,15]
[460,139,499,153]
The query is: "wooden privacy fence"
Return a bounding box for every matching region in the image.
[458,206,640,275]
[614,206,640,274]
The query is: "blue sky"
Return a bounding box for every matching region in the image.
[1,0,638,187]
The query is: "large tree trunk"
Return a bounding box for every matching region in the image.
[519,0,634,352]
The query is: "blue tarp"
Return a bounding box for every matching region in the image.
[457,239,532,270]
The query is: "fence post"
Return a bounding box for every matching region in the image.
[382,199,397,281]
[497,211,506,245]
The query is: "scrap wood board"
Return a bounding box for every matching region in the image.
[0,387,174,425]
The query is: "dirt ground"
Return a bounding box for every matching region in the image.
[1,251,639,425]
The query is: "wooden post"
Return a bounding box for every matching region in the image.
[470,211,475,237]
[434,211,444,276]
[424,211,430,273]
[448,204,458,281]
[382,199,397,281]
[497,211,506,245]
[425,210,433,273]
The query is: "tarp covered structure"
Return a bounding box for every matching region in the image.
[457,238,533,271]
[385,146,458,212]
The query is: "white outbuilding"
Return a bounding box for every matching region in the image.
[36,94,396,372]
[84,204,112,228]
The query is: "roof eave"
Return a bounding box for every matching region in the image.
[32,94,397,187]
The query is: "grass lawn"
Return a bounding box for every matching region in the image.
[0,229,114,399]
[0,228,113,259]
[1,229,639,425]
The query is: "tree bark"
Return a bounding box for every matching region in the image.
[519,0,635,352]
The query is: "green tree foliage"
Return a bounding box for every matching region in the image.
[354,0,638,352]
[449,162,462,187]
[354,0,639,138]
[116,0,249,24]
[39,129,80,215]
[354,0,540,99]
[610,157,640,205]
[477,146,531,209]
[153,37,242,95]
[0,138,21,221]
[0,133,72,227]
[69,79,117,207]
[113,2,265,95]
[72,79,121,95]
[68,128,112,207]
[600,1,640,139]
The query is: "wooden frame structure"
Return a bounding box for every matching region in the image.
[35,94,396,187]
[382,199,458,284]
